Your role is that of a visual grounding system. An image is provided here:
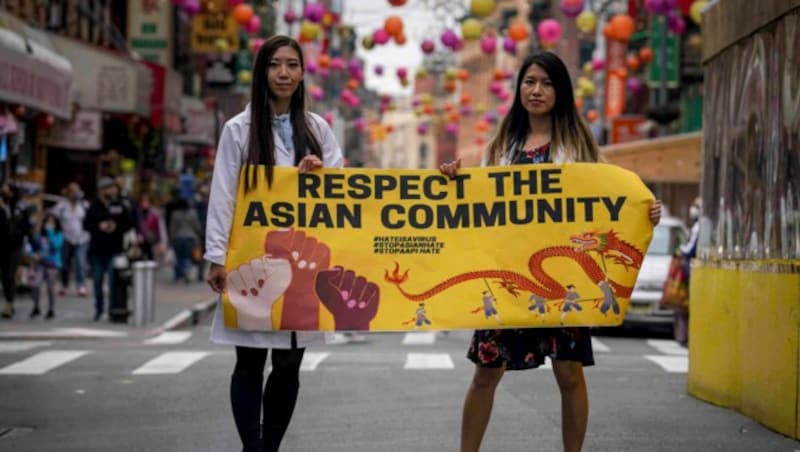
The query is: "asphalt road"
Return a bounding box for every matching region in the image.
[0,321,796,452]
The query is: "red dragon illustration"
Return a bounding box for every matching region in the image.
[384,230,643,302]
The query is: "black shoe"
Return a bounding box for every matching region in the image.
[30,307,41,318]
[45,310,54,320]
[93,311,103,321]
[1,304,14,319]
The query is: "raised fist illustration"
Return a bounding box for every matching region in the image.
[265,229,331,330]
[315,266,380,331]
[227,256,292,331]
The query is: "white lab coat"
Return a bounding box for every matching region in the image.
[204,105,344,349]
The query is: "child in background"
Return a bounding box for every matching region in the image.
[27,213,64,319]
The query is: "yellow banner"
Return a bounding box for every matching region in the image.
[223,164,655,332]
[191,13,240,53]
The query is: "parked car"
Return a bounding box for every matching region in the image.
[624,216,688,329]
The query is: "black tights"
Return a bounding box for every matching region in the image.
[231,346,305,452]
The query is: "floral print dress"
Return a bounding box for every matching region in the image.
[466,143,595,371]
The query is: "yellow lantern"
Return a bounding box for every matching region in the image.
[213,38,230,52]
[582,61,593,75]
[461,18,483,40]
[470,0,495,18]
[576,10,597,33]
[444,67,458,81]
[577,77,595,96]
[300,20,321,41]
[415,67,427,79]
[420,94,433,104]
[238,70,252,85]
[690,0,708,25]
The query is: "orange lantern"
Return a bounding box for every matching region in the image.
[609,14,635,41]
[385,124,395,133]
[492,68,506,81]
[460,93,472,105]
[318,54,331,68]
[575,97,584,110]
[475,120,490,132]
[447,111,461,123]
[347,78,360,90]
[457,68,469,81]
[394,33,407,45]
[602,23,615,39]
[638,47,654,63]
[442,101,455,112]
[616,67,628,79]
[626,54,641,71]
[475,136,485,146]
[384,16,403,37]
[507,22,529,42]
[444,79,457,93]
[586,109,599,121]
[233,4,255,26]
[423,104,434,115]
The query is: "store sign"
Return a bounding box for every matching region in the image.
[39,110,102,150]
[605,39,628,119]
[127,0,173,67]
[647,16,680,88]
[0,31,73,119]
[610,116,648,144]
[191,13,240,53]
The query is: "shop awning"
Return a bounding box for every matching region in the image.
[48,34,152,117]
[600,132,702,183]
[0,14,74,119]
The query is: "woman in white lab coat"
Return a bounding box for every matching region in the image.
[204,35,343,452]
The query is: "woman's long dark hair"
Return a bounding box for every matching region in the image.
[245,35,323,192]
[486,51,598,165]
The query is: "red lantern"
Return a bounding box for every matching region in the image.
[388,0,407,6]
[232,4,254,26]
[384,16,403,37]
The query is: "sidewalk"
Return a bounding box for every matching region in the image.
[0,265,217,340]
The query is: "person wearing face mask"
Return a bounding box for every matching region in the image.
[83,177,134,321]
[675,197,701,346]
[52,182,90,297]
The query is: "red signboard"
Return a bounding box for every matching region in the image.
[605,39,628,120]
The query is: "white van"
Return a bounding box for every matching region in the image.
[625,216,688,328]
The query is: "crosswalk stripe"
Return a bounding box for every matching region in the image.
[646,339,688,356]
[591,337,610,353]
[402,332,437,345]
[0,341,53,353]
[300,352,330,371]
[132,352,209,375]
[0,351,90,375]
[645,355,688,373]
[143,331,192,345]
[404,353,454,369]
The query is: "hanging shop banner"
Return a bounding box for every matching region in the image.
[191,13,240,53]
[647,16,680,88]
[222,164,656,332]
[605,39,628,119]
[127,0,173,67]
[610,116,649,143]
[39,110,102,150]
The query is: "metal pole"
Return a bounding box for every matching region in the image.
[133,261,147,327]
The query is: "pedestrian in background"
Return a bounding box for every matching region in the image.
[0,182,30,319]
[52,182,90,297]
[83,177,134,321]
[26,213,63,319]
[439,51,662,452]
[205,35,343,452]
[136,193,163,261]
[168,198,201,283]
[675,197,701,347]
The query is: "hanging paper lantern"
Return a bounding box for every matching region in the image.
[245,15,261,34]
[608,14,635,41]
[388,0,408,6]
[479,34,496,54]
[415,68,427,79]
[330,57,344,70]
[417,123,429,135]
[559,0,584,18]
[576,10,597,33]
[686,33,702,49]
[483,111,497,123]
[318,68,330,78]
[444,79,457,92]
[461,18,483,40]
[445,122,459,135]
[306,61,318,75]
[626,54,641,71]
[323,112,334,126]
[667,10,686,34]
[591,57,605,71]
[250,38,265,53]
[353,117,366,131]
[498,90,510,102]
[304,3,325,23]
[489,80,503,95]
[616,67,628,79]
[232,4,254,25]
[373,28,391,45]
[457,69,469,82]
[213,37,230,52]
[586,109,599,121]
[626,77,644,93]
[502,36,516,54]
[374,64,384,76]
[284,9,298,25]
[582,61,593,74]
[492,68,506,81]
[638,47,654,63]
[347,59,361,76]
[347,79,360,91]
[300,21,321,41]
[384,16,403,37]
[318,54,331,68]
[470,0,496,18]
[237,70,252,85]
[577,77,595,96]
[396,67,408,79]
[575,97,584,109]
[394,33,407,45]
[507,22,530,42]
[475,120,490,133]
[460,105,473,117]
[440,29,458,49]
[537,19,563,46]
[497,104,510,116]
[182,0,201,15]
[421,39,435,54]
[690,0,708,24]
[460,93,472,105]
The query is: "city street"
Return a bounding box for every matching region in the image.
[0,321,796,452]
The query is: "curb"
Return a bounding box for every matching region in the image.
[158,297,217,332]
